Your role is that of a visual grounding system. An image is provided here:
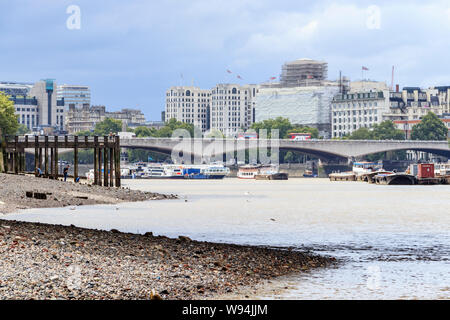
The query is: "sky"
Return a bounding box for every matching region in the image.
[2,0,450,120]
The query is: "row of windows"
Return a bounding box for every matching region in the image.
[333,101,380,109]
[333,116,378,123]
[334,109,378,116]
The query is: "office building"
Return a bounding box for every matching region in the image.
[331,81,390,138]
[57,84,91,108]
[165,86,211,132]
[210,84,258,136]
[0,80,65,131]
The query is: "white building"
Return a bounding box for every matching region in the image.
[331,81,390,138]
[165,86,211,132]
[331,91,390,138]
[0,80,65,131]
[210,84,258,137]
[57,84,91,108]
[255,84,340,138]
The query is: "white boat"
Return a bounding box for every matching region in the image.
[237,164,279,179]
[352,161,384,176]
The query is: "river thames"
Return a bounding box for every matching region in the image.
[4,179,450,299]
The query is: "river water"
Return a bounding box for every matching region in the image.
[3,179,450,299]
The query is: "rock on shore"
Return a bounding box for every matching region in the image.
[0,173,176,214]
[0,220,333,300]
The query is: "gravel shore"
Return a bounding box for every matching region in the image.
[0,173,176,214]
[0,174,334,299]
[0,220,333,300]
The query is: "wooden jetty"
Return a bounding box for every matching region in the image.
[1,135,121,187]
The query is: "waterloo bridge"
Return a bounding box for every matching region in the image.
[120,138,450,163]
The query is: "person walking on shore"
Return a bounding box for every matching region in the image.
[63,164,70,182]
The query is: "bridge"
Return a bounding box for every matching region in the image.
[120,138,450,161]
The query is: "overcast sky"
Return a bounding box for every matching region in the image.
[1,0,450,119]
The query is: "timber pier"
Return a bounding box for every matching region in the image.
[1,135,121,187]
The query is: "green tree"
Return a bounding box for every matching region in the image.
[134,126,157,137]
[16,124,30,135]
[93,118,122,136]
[0,92,19,136]
[371,121,405,140]
[346,127,374,140]
[76,130,94,136]
[411,112,448,140]
[156,118,195,137]
[251,117,293,138]
[0,92,19,172]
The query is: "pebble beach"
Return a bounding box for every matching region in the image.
[0,174,333,300]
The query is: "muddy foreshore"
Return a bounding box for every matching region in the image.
[0,174,334,299]
[0,173,177,214]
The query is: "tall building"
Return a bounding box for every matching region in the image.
[165,86,211,132]
[0,80,65,131]
[280,58,328,87]
[255,84,340,138]
[383,86,446,122]
[57,84,91,108]
[210,84,258,136]
[331,81,390,138]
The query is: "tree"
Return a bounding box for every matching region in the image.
[16,124,30,135]
[93,118,122,136]
[76,130,94,136]
[346,127,373,140]
[371,121,404,140]
[156,118,195,137]
[345,121,404,140]
[411,112,448,141]
[134,126,157,138]
[0,92,19,172]
[0,92,19,137]
[251,117,293,138]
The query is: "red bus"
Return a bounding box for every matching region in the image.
[237,132,258,140]
[288,133,311,141]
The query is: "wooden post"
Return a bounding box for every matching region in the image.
[94,136,98,185]
[115,135,121,187]
[44,136,49,176]
[34,136,39,176]
[74,136,78,182]
[109,147,114,187]
[54,136,58,180]
[103,136,108,187]
[98,145,103,186]
[38,148,42,170]
[50,147,54,178]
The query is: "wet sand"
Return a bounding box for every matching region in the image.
[0,173,176,214]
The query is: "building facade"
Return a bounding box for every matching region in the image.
[57,84,91,108]
[331,90,390,138]
[165,86,211,132]
[0,80,65,132]
[65,104,146,134]
[255,84,340,138]
[331,81,390,138]
[210,84,257,136]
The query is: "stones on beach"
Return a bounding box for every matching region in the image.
[0,219,333,300]
[178,236,192,242]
